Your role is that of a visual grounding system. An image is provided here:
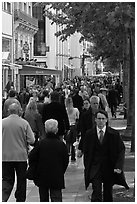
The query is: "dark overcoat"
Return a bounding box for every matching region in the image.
[83,126,129,190]
[78,107,96,151]
[28,133,69,189]
[42,102,70,136]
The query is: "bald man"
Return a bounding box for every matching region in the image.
[2,103,35,202]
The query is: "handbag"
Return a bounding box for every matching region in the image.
[26,162,37,180]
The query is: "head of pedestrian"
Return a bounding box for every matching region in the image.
[80,85,84,92]
[32,90,38,97]
[65,96,73,109]
[45,119,58,135]
[95,109,108,129]
[26,100,38,115]
[8,90,16,98]
[74,88,79,95]
[50,91,60,103]
[90,95,100,112]
[83,97,90,110]
[8,103,22,116]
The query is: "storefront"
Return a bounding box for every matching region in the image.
[2,62,22,93]
[19,65,62,90]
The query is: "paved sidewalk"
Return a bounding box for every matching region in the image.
[8,108,135,202]
[8,141,135,202]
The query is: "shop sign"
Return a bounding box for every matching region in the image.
[36,71,44,74]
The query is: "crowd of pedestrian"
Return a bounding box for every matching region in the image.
[2,74,127,202]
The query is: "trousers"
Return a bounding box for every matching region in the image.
[91,169,113,202]
[66,125,77,161]
[39,186,62,202]
[2,161,27,202]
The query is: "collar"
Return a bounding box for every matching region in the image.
[97,126,106,135]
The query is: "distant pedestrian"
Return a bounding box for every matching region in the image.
[77,95,100,155]
[82,97,91,112]
[24,100,45,144]
[83,109,129,202]
[27,119,69,202]
[107,85,119,118]
[97,88,109,111]
[77,97,91,138]
[42,91,70,140]
[72,88,83,114]
[65,96,79,162]
[43,90,50,104]
[3,89,21,118]
[19,88,30,112]
[79,85,89,100]
[2,103,35,202]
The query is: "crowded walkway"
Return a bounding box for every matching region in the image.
[2,75,134,202]
[8,114,135,202]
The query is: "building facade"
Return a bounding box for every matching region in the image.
[2,2,13,94]
[2,2,97,93]
[13,2,39,91]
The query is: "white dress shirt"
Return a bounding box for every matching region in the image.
[97,126,106,140]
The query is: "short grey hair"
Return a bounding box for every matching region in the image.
[8,103,22,115]
[45,119,58,134]
[90,95,100,103]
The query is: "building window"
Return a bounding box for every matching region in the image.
[15,39,18,60]
[7,2,11,13]
[19,2,22,10]
[24,3,27,13]
[30,42,32,59]
[33,5,46,56]
[3,2,6,11]
[2,2,11,14]
[29,5,31,15]
[2,38,11,52]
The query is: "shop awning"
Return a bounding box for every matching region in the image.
[19,65,62,75]
[2,63,22,69]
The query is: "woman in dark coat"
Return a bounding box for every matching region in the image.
[28,119,69,202]
[42,91,70,140]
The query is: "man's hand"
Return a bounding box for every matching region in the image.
[77,150,83,158]
[114,169,122,174]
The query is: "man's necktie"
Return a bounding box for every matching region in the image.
[99,129,104,144]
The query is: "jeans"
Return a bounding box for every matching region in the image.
[2,161,27,202]
[39,187,62,202]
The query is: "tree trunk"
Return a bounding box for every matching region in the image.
[123,29,135,152]
[128,29,135,152]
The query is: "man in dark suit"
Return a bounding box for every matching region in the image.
[42,91,70,140]
[83,109,128,202]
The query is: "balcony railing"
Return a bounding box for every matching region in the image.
[14,9,38,28]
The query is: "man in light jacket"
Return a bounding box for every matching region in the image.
[2,103,35,202]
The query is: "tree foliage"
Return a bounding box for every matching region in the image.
[34,2,135,70]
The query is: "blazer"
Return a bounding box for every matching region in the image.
[83,126,129,190]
